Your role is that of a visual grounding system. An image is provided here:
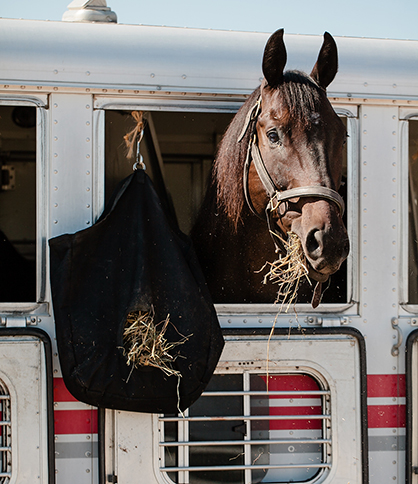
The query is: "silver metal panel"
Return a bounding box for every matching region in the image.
[357,105,401,374]
[0,19,417,98]
[49,93,94,237]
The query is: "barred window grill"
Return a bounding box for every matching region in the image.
[158,372,331,484]
[0,381,11,483]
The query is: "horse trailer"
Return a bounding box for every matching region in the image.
[0,4,418,484]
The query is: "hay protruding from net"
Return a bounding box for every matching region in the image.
[260,232,311,312]
[123,309,189,377]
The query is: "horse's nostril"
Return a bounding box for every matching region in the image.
[306,229,321,257]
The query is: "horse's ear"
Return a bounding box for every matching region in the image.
[262,29,287,88]
[310,32,338,89]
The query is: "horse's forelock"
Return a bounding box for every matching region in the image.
[264,70,325,129]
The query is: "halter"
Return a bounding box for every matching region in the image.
[239,97,345,254]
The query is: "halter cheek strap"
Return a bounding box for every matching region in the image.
[241,98,345,216]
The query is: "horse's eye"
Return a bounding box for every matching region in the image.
[343,132,349,146]
[267,130,281,145]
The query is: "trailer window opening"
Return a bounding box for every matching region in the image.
[408,119,418,303]
[158,372,331,484]
[104,109,349,305]
[0,105,36,303]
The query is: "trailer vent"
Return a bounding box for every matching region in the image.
[0,381,11,483]
[62,0,117,23]
[158,372,331,484]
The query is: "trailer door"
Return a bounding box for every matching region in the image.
[102,328,367,484]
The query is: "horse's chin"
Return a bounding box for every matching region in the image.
[307,265,330,284]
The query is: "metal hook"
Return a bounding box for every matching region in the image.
[133,131,146,171]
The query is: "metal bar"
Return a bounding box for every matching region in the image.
[200,390,330,397]
[160,438,331,447]
[243,372,251,484]
[0,421,11,426]
[161,463,330,472]
[160,414,330,422]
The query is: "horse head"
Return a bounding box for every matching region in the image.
[247,29,349,287]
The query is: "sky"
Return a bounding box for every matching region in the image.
[1,0,418,41]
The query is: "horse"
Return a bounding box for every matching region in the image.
[191,29,350,306]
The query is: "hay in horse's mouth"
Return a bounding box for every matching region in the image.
[123,309,190,377]
[259,232,311,312]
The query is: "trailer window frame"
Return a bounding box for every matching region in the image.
[0,96,49,313]
[95,96,358,315]
[400,113,418,310]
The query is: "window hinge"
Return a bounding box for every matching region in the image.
[1,316,39,327]
[305,316,350,326]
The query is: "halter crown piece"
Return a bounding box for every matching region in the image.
[239,97,345,254]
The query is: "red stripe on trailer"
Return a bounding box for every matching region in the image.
[260,374,320,398]
[54,409,98,434]
[367,374,405,398]
[367,404,405,428]
[54,377,78,402]
[267,405,323,430]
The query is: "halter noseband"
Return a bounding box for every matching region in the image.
[239,97,345,252]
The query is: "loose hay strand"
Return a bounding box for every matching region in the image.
[260,231,311,312]
[123,309,190,378]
